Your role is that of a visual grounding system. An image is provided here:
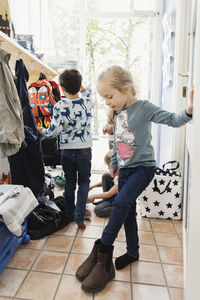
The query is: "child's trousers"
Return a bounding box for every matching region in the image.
[101,166,155,256]
[94,172,114,217]
[61,148,92,224]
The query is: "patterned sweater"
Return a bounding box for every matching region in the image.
[41,88,93,149]
[111,100,192,170]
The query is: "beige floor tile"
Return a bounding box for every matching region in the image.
[113,241,127,258]
[139,244,160,262]
[139,231,155,245]
[54,275,92,300]
[137,219,151,231]
[131,261,166,285]
[55,222,78,236]
[132,284,170,300]
[116,228,126,242]
[64,253,88,275]
[0,298,12,300]
[173,221,183,234]
[154,232,182,247]
[72,237,96,254]
[20,237,47,250]
[151,221,176,233]
[158,247,183,264]
[169,287,184,300]
[32,251,68,273]
[77,225,103,239]
[85,214,105,227]
[6,248,38,270]
[0,269,27,297]
[95,280,131,300]
[163,264,183,288]
[16,271,60,300]
[114,264,131,282]
[150,218,172,223]
[43,235,74,252]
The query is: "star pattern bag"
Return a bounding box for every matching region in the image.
[138,161,182,220]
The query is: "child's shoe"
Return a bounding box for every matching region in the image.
[78,223,86,229]
[54,172,66,187]
[85,209,92,220]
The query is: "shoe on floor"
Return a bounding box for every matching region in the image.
[81,244,115,293]
[54,172,66,187]
[78,223,86,229]
[85,209,91,219]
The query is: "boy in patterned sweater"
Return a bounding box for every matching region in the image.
[38,69,93,229]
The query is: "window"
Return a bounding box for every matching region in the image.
[10,0,160,136]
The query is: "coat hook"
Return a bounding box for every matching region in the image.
[17,51,22,60]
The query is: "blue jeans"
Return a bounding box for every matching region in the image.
[61,148,92,224]
[101,166,155,256]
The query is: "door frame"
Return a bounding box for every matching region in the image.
[184,0,200,299]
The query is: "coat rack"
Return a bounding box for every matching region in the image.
[0,31,58,84]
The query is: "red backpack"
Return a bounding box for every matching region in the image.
[28,79,59,118]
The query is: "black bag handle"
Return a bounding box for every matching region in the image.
[162,160,179,171]
[153,179,171,194]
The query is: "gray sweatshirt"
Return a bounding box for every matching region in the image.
[111,100,192,170]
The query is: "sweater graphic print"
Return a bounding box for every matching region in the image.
[42,88,93,149]
[115,110,135,166]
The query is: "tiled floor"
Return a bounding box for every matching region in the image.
[0,139,184,300]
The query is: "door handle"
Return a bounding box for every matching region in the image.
[178,73,189,78]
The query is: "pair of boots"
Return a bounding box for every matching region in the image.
[75,239,115,293]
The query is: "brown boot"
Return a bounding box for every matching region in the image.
[76,239,101,281]
[81,244,115,293]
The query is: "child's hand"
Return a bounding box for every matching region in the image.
[106,125,113,135]
[186,85,194,115]
[103,125,108,135]
[87,195,95,203]
[110,168,116,178]
[80,85,86,92]
[38,127,44,135]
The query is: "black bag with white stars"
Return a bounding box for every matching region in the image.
[139,161,182,220]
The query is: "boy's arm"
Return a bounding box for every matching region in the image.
[89,182,102,190]
[87,184,118,203]
[39,104,64,138]
[80,86,92,98]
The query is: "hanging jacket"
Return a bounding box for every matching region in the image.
[8,59,45,198]
[0,49,24,158]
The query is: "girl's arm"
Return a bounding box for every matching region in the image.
[87,184,118,203]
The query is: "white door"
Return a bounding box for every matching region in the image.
[184,0,200,298]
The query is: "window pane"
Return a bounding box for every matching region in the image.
[134,0,156,10]
[85,17,154,134]
[86,0,131,12]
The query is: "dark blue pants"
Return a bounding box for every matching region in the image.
[101,166,154,256]
[61,148,92,224]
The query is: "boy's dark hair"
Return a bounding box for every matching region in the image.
[59,69,82,95]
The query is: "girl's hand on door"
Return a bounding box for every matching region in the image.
[186,85,194,116]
